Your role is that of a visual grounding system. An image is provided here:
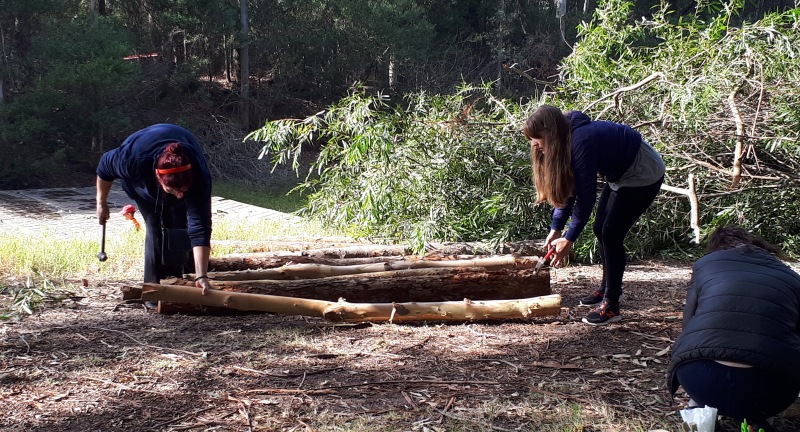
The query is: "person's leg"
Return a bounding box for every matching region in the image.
[581,185,612,306]
[124,187,160,284]
[582,177,662,325]
[160,196,190,278]
[593,177,663,303]
[677,361,800,424]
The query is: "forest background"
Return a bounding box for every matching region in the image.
[1,0,799,260]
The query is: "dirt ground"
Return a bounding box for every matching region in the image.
[2,259,799,432]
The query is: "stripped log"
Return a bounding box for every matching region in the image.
[203,255,540,281]
[141,283,561,322]
[208,241,548,272]
[166,267,550,303]
[208,253,409,273]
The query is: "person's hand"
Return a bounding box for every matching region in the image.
[195,276,212,295]
[544,229,562,250]
[550,238,573,268]
[96,202,110,225]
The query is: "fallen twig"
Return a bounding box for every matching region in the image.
[433,408,515,432]
[84,376,164,395]
[233,365,342,378]
[85,327,206,357]
[149,407,213,430]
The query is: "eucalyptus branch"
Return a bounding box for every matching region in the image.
[583,72,665,112]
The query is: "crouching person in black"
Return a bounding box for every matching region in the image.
[667,226,800,431]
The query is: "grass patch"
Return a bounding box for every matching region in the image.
[0,207,348,319]
[213,179,308,214]
[0,229,145,281]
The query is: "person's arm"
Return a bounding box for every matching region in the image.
[192,245,211,295]
[186,174,213,295]
[96,177,113,224]
[564,139,599,243]
[683,272,700,326]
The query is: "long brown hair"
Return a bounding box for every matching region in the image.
[155,142,194,190]
[522,105,573,207]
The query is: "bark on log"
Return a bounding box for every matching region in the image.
[141,283,561,322]
[208,253,408,273]
[122,285,142,300]
[172,267,550,303]
[205,255,540,281]
[208,242,548,272]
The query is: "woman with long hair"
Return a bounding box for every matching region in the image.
[96,124,213,296]
[522,105,665,325]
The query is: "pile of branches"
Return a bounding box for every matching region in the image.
[247,0,800,257]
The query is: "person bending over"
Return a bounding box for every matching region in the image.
[522,105,665,325]
[95,124,213,294]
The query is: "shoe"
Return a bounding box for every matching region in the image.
[582,299,622,325]
[579,290,605,306]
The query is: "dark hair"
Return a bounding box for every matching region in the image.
[705,226,786,259]
[155,142,194,190]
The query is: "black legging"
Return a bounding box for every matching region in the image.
[121,180,189,283]
[592,176,663,303]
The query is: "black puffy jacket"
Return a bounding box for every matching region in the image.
[667,246,800,394]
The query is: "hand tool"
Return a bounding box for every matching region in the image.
[97,222,108,262]
[534,246,556,274]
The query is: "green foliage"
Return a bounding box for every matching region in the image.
[213,179,307,213]
[0,13,137,188]
[3,16,136,137]
[248,0,436,98]
[250,85,551,252]
[554,0,800,256]
[250,0,800,260]
[0,275,59,320]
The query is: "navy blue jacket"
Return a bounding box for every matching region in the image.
[551,111,642,242]
[667,246,800,393]
[96,124,212,247]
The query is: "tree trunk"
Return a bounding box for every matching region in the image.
[209,253,408,273]
[204,255,540,281]
[154,267,551,303]
[207,241,547,272]
[141,283,561,322]
[239,0,250,128]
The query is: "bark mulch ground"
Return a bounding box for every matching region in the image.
[2,260,799,432]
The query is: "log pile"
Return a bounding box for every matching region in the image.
[128,245,561,323]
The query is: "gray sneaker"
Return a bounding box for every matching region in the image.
[579,290,604,306]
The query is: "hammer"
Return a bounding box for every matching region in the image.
[97,222,108,262]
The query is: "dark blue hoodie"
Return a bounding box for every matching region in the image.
[551,111,642,242]
[96,124,212,247]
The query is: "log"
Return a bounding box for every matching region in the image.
[207,241,548,272]
[204,255,540,281]
[171,267,551,303]
[302,244,410,258]
[208,253,409,272]
[140,283,561,322]
[323,295,562,323]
